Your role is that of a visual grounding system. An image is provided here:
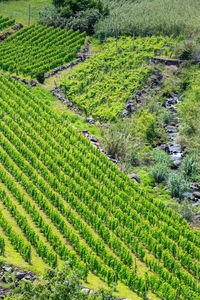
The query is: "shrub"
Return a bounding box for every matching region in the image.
[36,72,45,84]
[162,110,172,125]
[177,201,196,223]
[181,154,199,179]
[174,39,200,61]
[151,163,169,183]
[153,149,172,167]
[168,173,188,200]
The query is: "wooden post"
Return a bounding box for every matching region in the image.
[134,257,137,274]
[28,4,31,26]
[176,288,178,300]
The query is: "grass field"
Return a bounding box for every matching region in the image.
[0,0,51,25]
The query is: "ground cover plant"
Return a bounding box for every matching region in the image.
[0,74,200,299]
[60,36,173,121]
[0,24,86,78]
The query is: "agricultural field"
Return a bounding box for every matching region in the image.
[0,16,15,31]
[1,0,200,299]
[0,25,86,78]
[60,36,173,121]
[0,73,200,299]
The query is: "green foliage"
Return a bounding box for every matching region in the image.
[151,163,169,183]
[153,149,172,167]
[176,201,196,223]
[0,25,86,78]
[61,36,173,121]
[0,75,200,299]
[162,110,172,125]
[0,16,15,31]
[95,0,200,38]
[168,173,188,200]
[36,71,45,84]
[10,261,117,299]
[181,154,199,179]
[174,39,200,61]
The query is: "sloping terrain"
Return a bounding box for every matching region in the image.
[60,36,173,121]
[0,16,15,31]
[0,74,200,299]
[0,25,86,78]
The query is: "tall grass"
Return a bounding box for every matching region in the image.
[96,0,200,38]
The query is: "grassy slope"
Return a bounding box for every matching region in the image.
[0,0,51,25]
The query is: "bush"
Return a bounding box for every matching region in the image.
[174,39,200,61]
[177,201,196,223]
[36,72,45,84]
[162,110,172,125]
[151,163,169,183]
[181,154,199,179]
[153,149,172,167]
[168,173,188,200]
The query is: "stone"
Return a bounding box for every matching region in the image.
[171,160,181,169]
[90,136,97,143]
[86,117,95,124]
[81,288,90,294]
[24,275,32,281]
[16,272,26,280]
[128,173,140,183]
[2,266,13,272]
[126,103,135,113]
[194,214,200,220]
[166,125,177,133]
[0,275,6,283]
[190,183,200,191]
[193,192,200,199]
[82,130,89,135]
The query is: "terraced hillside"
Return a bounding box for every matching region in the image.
[0,25,86,78]
[61,36,173,121]
[0,74,200,299]
[0,16,15,31]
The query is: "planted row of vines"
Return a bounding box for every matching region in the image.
[61,36,174,121]
[0,25,86,78]
[0,74,200,299]
[0,16,15,31]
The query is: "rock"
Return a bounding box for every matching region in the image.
[183,192,193,200]
[81,288,90,294]
[193,192,200,199]
[82,130,89,135]
[158,144,169,152]
[128,173,140,183]
[86,117,95,124]
[194,214,200,220]
[166,125,177,133]
[172,160,181,169]
[90,136,97,143]
[126,103,135,113]
[16,272,26,280]
[190,183,200,191]
[2,266,13,272]
[24,275,32,281]
[0,275,6,283]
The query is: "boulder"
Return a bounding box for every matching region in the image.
[128,173,140,183]
[193,192,200,199]
[86,117,95,124]
[16,272,26,280]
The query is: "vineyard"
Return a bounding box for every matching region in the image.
[0,16,15,31]
[60,36,173,121]
[0,25,86,78]
[0,72,200,299]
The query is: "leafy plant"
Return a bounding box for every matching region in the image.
[168,173,188,200]
[151,163,169,183]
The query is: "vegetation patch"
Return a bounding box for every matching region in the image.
[0,25,86,78]
[61,36,173,121]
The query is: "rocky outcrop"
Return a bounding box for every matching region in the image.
[0,72,38,86]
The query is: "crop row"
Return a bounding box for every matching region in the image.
[0,25,86,77]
